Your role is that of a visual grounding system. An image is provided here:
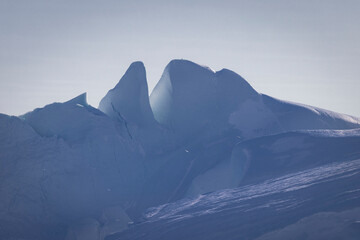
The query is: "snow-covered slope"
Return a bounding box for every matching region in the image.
[185,128,360,197]
[111,157,360,240]
[262,94,360,131]
[233,128,360,185]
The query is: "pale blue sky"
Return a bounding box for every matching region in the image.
[1,0,359,116]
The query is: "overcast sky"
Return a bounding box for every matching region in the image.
[1,0,359,116]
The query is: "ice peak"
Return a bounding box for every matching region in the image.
[150,60,258,128]
[99,62,155,127]
[215,68,258,97]
[65,93,88,106]
[113,61,146,89]
[167,59,197,66]
[165,59,215,78]
[168,59,212,68]
[216,68,244,80]
[129,61,145,68]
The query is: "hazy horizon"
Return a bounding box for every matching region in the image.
[1,0,359,116]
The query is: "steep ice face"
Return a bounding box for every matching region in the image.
[5,94,146,238]
[185,148,247,198]
[150,59,360,144]
[0,114,75,238]
[0,113,38,144]
[150,60,218,141]
[98,62,174,155]
[148,60,253,142]
[99,61,156,128]
[150,60,264,145]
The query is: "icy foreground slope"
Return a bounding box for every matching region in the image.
[112,150,360,240]
[186,128,360,197]
[0,59,360,240]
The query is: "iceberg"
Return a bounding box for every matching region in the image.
[0,59,359,240]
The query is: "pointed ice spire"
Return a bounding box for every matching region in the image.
[65,92,88,106]
[99,62,156,127]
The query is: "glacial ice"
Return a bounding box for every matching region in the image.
[1,59,360,240]
[99,62,156,128]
